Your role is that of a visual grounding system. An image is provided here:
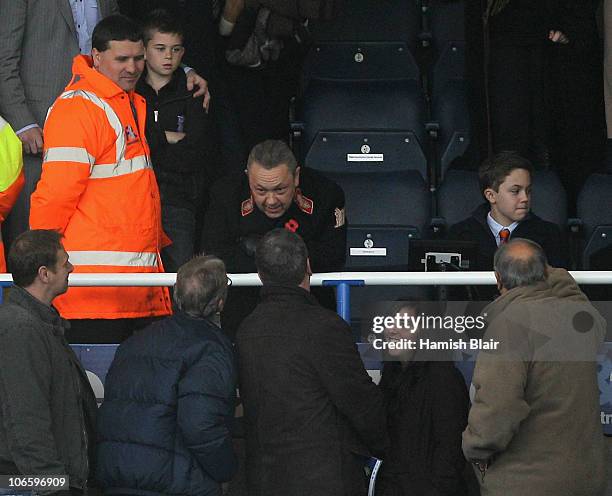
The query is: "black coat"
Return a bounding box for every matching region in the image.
[202,168,346,337]
[236,285,389,496]
[202,167,346,274]
[137,70,213,212]
[448,203,567,269]
[96,311,237,496]
[447,204,567,300]
[0,287,97,491]
[376,362,470,496]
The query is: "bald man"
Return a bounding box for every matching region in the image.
[462,238,606,496]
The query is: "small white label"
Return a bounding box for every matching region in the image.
[350,248,387,256]
[347,153,384,162]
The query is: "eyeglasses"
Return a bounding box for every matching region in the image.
[227,276,233,287]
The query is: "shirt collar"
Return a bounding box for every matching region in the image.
[487,211,519,245]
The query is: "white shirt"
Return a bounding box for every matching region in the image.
[487,212,519,247]
[69,0,101,55]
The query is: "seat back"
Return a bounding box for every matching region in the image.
[577,173,612,268]
[302,41,420,83]
[300,80,427,178]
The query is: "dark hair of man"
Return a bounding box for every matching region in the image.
[173,255,228,318]
[478,151,533,198]
[92,14,143,52]
[247,140,298,175]
[494,238,548,291]
[256,229,308,286]
[141,9,185,45]
[8,230,63,288]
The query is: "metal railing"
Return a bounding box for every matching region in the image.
[2,271,612,320]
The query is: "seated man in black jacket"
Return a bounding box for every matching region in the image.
[202,139,346,337]
[448,152,567,300]
[96,255,237,495]
[137,10,213,272]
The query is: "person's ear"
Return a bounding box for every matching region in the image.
[38,265,50,284]
[294,166,300,188]
[306,258,312,276]
[92,48,101,69]
[217,297,225,313]
[494,271,503,293]
[484,187,496,204]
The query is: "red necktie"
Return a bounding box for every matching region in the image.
[499,228,510,245]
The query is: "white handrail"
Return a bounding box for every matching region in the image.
[1,271,612,286]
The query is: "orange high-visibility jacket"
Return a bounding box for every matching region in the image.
[0,116,25,272]
[30,55,172,319]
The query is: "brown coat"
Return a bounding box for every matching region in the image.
[462,268,607,496]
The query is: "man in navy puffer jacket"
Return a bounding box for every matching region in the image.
[96,255,237,496]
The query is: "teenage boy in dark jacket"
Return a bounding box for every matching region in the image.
[448,152,567,300]
[137,10,213,272]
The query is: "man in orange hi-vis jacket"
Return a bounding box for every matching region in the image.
[30,15,172,343]
[0,116,25,273]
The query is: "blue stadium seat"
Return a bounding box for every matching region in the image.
[424,1,469,181]
[298,79,427,178]
[328,170,430,270]
[436,169,480,230]
[323,170,432,333]
[302,41,419,83]
[577,173,612,269]
[530,169,568,229]
[310,0,421,52]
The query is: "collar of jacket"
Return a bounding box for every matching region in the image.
[137,68,193,101]
[260,284,320,305]
[69,54,136,100]
[172,308,224,332]
[7,286,68,336]
[483,267,586,322]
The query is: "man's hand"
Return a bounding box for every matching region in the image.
[185,70,211,111]
[549,30,569,44]
[18,127,44,154]
[165,131,186,144]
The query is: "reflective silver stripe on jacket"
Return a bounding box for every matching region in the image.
[44,146,95,166]
[67,250,158,267]
[54,90,151,178]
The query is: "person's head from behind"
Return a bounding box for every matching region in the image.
[142,9,185,80]
[8,230,73,303]
[383,300,421,362]
[173,255,228,319]
[247,140,300,219]
[493,238,548,294]
[256,229,310,288]
[91,15,145,92]
[479,152,533,227]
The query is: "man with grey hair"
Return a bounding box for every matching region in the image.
[236,229,388,496]
[96,255,237,495]
[202,139,347,336]
[463,238,607,496]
